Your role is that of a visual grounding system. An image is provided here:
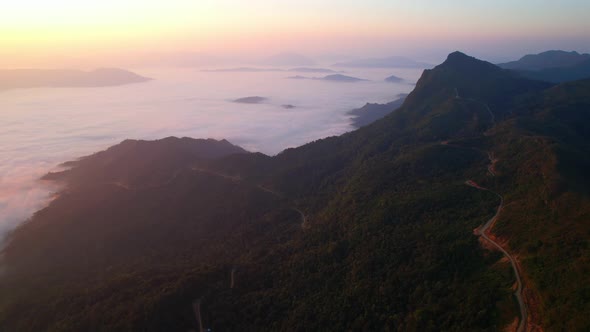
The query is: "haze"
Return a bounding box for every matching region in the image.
[1,0,589,68]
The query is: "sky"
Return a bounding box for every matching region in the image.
[1,0,590,67]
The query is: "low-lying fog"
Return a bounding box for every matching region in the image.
[0,66,423,243]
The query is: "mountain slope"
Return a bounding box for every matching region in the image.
[1,52,589,331]
[485,79,590,330]
[348,95,406,128]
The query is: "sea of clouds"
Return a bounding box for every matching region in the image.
[0,66,422,244]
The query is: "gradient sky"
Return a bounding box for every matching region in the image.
[1,0,589,67]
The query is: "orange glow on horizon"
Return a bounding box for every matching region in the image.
[1,0,589,67]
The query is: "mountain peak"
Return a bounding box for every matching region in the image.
[428,51,503,80]
[441,51,497,71]
[446,51,471,61]
[403,51,550,121]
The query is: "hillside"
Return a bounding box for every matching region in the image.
[513,59,590,83]
[348,94,406,128]
[1,52,589,331]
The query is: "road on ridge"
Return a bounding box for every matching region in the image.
[257,184,308,228]
[453,90,525,331]
[455,87,496,125]
[466,180,527,332]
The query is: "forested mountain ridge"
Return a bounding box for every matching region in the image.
[1,52,589,331]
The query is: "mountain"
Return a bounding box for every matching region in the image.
[2,52,589,332]
[348,94,407,127]
[333,55,432,68]
[384,74,404,83]
[232,96,267,104]
[0,68,151,91]
[498,50,590,71]
[42,137,248,185]
[286,75,307,80]
[498,50,590,83]
[262,52,315,66]
[321,74,367,82]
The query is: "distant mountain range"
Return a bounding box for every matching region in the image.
[0,68,151,91]
[498,50,590,83]
[333,56,432,68]
[498,50,590,70]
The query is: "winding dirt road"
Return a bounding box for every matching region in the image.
[453,89,526,331]
[291,207,308,229]
[487,152,498,176]
[466,180,527,332]
[257,185,308,229]
[230,267,236,289]
[192,299,204,332]
[455,87,496,125]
